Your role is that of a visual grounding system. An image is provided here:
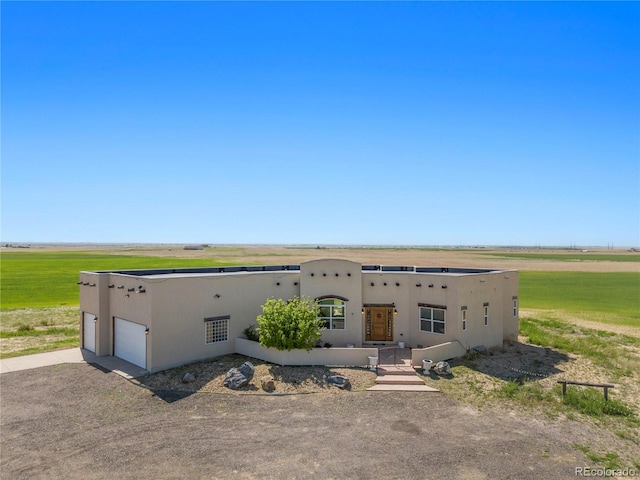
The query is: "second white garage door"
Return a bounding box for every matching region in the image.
[114,318,147,369]
[83,312,96,353]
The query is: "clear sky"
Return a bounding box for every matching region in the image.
[2,1,639,247]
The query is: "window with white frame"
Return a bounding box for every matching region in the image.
[419,305,446,334]
[461,307,467,331]
[318,298,346,330]
[205,316,229,344]
[513,297,518,317]
[483,303,489,326]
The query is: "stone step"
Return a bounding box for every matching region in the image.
[375,375,425,385]
[377,366,416,375]
[367,384,439,392]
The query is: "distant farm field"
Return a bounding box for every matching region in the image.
[2,250,638,320]
[0,252,240,310]
[485,252,640,263]
[519,271,640,327]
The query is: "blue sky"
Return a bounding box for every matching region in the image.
[2,2,639,246]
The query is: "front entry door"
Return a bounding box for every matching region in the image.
[365,307,393,341]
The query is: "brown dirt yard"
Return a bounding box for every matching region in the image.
[0,362,608,480]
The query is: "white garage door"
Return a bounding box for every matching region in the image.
[83,312,96,353]
[114,318,147,369]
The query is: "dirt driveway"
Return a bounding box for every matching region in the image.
[0,363,596,479]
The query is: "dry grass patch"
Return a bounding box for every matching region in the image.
[0,306,79,357]
[521,308,640,338]
[1,306,79,329]
[419,336,640,414]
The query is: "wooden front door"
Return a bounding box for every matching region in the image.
[365,307,393,342]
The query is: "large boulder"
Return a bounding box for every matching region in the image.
[326,374,351,389]
[239,361,255,380]
[433,361,451,376]
[224,361,255,390]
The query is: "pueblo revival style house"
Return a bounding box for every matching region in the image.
[79,259,519,373]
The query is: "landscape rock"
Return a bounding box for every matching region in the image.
[260,375,275,392]
[326,374,351,389]
[180,372,195,383]
[239,361,255,380]
[223,361,255,390]
[433,361,451,376]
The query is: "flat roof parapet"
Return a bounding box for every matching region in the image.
[102,265,302,276]
[381,265,415,272]
[86,264,507,277]
[414,267,498,274]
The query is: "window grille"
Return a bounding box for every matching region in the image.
[205,317,229,344]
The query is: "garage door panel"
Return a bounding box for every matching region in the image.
[114,318,146,369]
[83,313,96,353]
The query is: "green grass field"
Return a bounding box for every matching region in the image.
[0,252,241,309]
[519,271,640,327]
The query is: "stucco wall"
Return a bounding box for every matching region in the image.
[502,271,520,341]
[79,272,113,356]
[145,271,299,372]
[79,261,519,373]
[360,269,518,350]
[300,259,363,347]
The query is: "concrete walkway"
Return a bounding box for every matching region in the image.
[0,348,148,379]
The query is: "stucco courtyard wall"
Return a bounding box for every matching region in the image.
[411,341,468,366]
[235,337,379,366]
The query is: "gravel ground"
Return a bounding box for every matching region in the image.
[0,362,606,480]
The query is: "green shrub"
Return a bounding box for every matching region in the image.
[243,325,260,342]
[256,296,324,351]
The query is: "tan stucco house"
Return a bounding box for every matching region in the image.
[79,258,519,373]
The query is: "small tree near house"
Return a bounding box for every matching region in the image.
[256,296,324,351]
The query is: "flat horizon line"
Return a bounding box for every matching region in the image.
[2,242,638,250]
